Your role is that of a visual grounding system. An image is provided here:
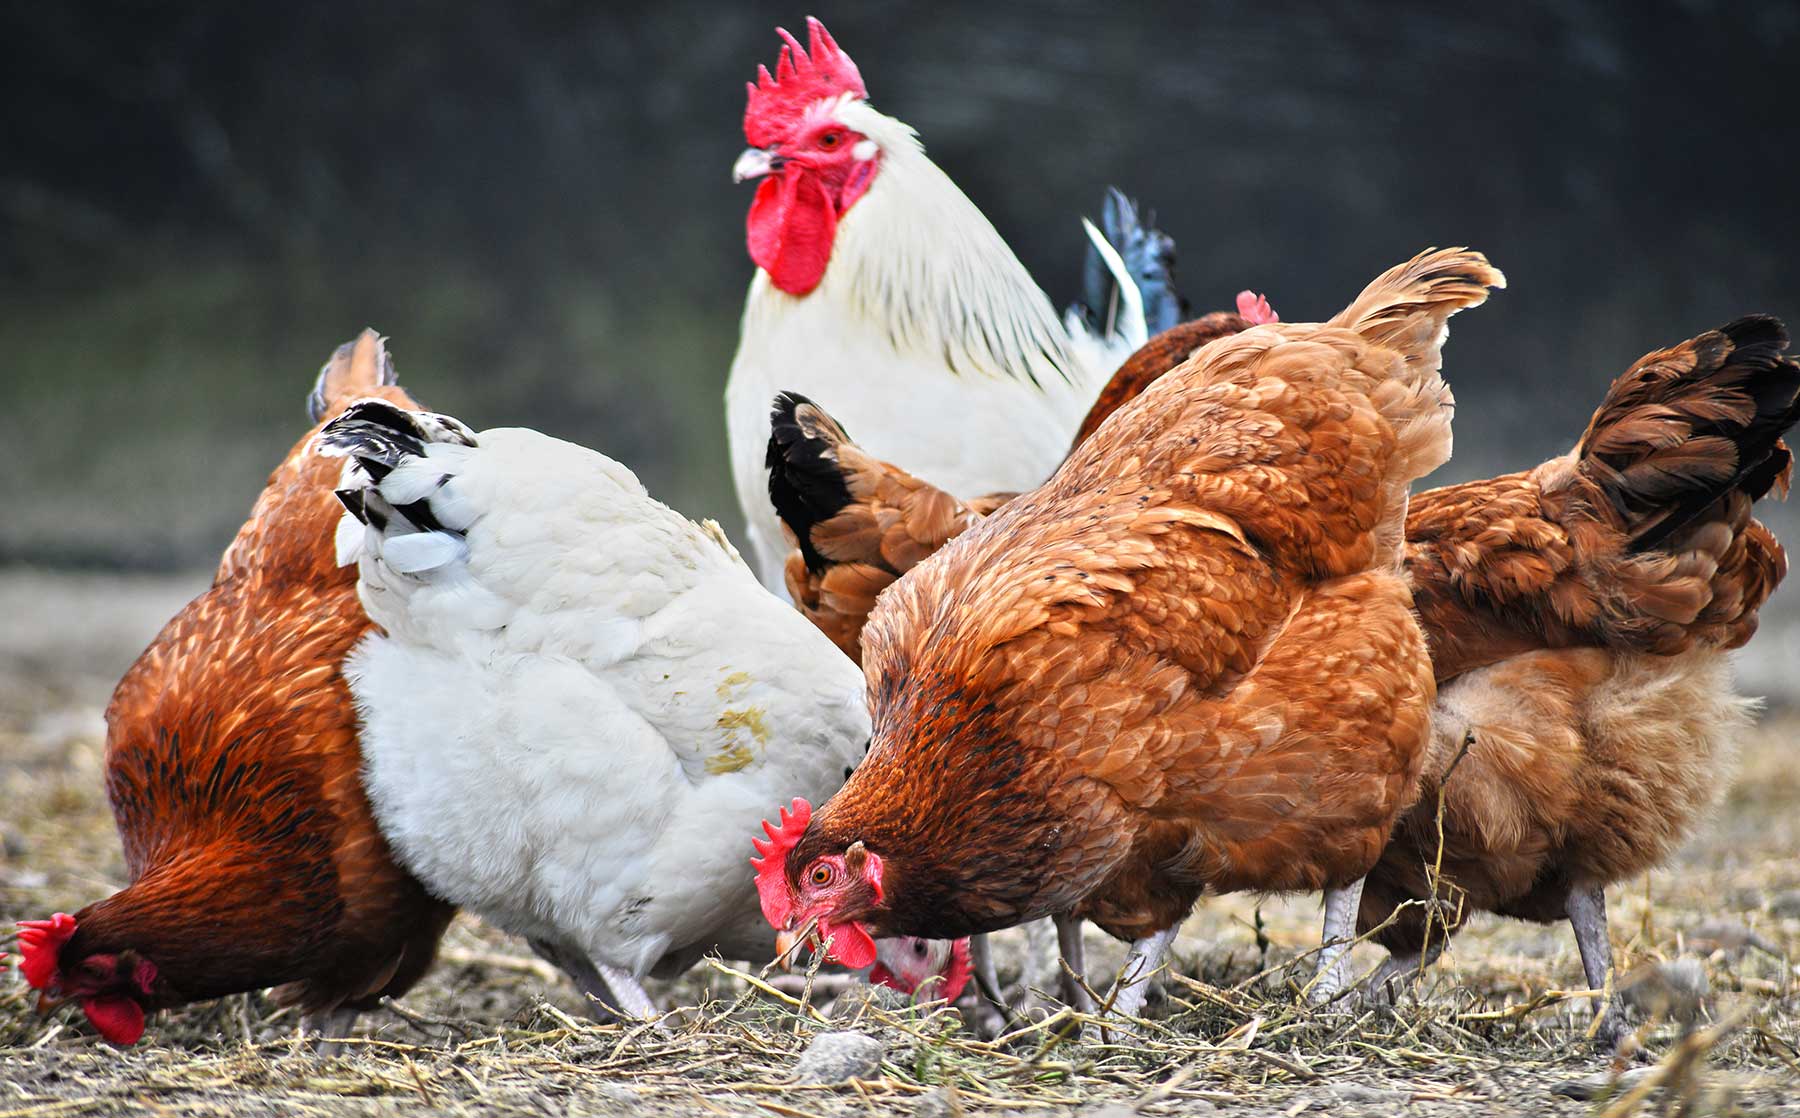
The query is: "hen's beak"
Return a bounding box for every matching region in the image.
[773,929,801,970]
[35,988,70,1015]
[733,146,784,183]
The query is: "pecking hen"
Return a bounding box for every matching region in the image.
[726,18,1178,590]
[318,399,965,1020]
[753,248,1504,1020]
[17,332,454,1047]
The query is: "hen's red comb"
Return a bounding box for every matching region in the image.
[17,913,77,989]
[744,17,867,148]
[751,797,813,927]
[1236,290,1279,325]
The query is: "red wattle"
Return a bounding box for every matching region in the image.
[820,920,879,970]
[82,995,145,1045]
[747,169,838,296]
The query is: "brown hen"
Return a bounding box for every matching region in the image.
[766,313,1797,1043]
[754,249,1504,1020]
[17,333,454,1047]
[1361,316,1797,1045]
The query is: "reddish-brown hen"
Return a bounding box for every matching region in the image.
[755,249,1504,1019]
[1360,316,1797,1045]
[17,333,453,1046]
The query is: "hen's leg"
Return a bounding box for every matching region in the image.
[1365,939,1447,1002]
[1309,878,1366,1004]
[1566,883,1625,1048]
[595,962,661,1022]
[1106,925,1178,1020]
[300,1006,360,1056]
[1054,913,1096,1014]
[528,937,626,1022]
[969,934,1010,1013]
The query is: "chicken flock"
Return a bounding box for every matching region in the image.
[10,18,1797,1060]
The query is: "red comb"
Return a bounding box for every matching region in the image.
[1236,290,1279,325]
[752,797,813,927]
[17,913,77,989]
[744,17,867,148]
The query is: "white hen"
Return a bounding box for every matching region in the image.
[317,400,876,1017]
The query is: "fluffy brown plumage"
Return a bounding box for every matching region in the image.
[1357,317,1797,1042]
[24,333,454,1045]
[760,250,1503,1013]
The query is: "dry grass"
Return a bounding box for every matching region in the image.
[2,571,1797,1116]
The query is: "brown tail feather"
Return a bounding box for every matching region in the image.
[308,329,402,423]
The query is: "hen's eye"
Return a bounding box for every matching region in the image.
[818,131,842,149]
[809,864,833,886]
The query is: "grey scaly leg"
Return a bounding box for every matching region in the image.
[529,937,625,1022]
[1566,883,1626,1048]
[594,961,661,1023]
[1310,877,1366,1004]
[969,933,1010,1014]
[300,1005,360,1056]
[1365,938,1447,1002]
[1054,912,1096,1014]
[1106,925,1178,1020]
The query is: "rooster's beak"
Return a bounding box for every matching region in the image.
[733,146,784,183]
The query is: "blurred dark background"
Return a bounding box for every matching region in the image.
[4,0,1798,572]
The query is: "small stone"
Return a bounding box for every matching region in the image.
[1552,1065,1659,1100]
[1328,1083,1397,1104]
[1074,1106,1139,1118]
[793,1030,886,1085]
[913,1086,964,1118]
[1,825,27,859]
[829,981,910,1022]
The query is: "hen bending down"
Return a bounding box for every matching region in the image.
[766,312,1797,1042]
[18,333,454,1047]
[753,248,1504,1022]
[319,400,965,1020]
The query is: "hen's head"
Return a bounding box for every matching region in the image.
[870,936,972,1003]
[734,18,884,296]
[17,914,160,1045]
[752,798,888,969]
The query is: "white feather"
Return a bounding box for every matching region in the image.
[344,424,871,979]
[375,530,466,575]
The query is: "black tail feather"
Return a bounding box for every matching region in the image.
[1072,188,1186,337]
[766,391,855,574]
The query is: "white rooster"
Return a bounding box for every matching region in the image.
[725,18,1174,589]
[317,399,964,1016]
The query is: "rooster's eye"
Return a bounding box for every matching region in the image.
[809,864,833,886]
[818,131,842,149]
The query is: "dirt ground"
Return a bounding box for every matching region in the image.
[1,569,1797,1116]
